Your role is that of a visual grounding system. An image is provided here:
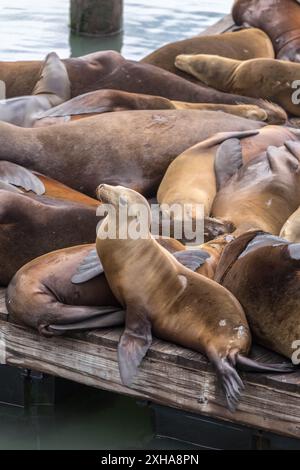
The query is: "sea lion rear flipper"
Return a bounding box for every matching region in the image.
[0,161,45,195]
[46,306,125,335]
[173,250,210,272]
[118,306,152,387]
[208,349,244,412]
[72,248,104,284]
[236,354,295,373]
[214,138,243,190]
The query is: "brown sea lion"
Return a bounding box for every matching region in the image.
[214,230,300,361]
[142,28,274,80]
[212,141,300,236]
[232,0,300,62]
[95,184,290,410]
[0,51,285,123]
[0,110,265,199]
[33,89,268,128]
[0,52,70,127]
[0,189,98,286]
[6,245,124,336]
[175,54,300,116]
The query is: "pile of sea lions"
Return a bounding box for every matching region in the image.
[2,0,300,411]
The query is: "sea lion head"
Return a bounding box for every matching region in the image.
[96,184,152,232]
[175,53,231,84]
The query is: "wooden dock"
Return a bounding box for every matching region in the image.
[0,14,299,443]
[1,286,300,440]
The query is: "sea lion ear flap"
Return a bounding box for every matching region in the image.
[173,250,210,272]
[214,138,243,190]
[118,307,152,387]
[72,248,104,284]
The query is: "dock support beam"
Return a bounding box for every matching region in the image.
[70,0,123,37]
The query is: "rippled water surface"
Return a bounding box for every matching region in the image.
[0,0,232,60]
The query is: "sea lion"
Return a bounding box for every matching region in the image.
[142,28,274,80]
[6,238,209,336]
[94,184,290,410]
[175,54,300,116]
[0,161,98,207]
[6,245,124,336]
[157,130,259,240]
[0,52,70,127]
[33,89,268,128]
[232,0,300,62]
[0,51,285,123]
[212,141,300,237]
[0,110,265,199]
[0,189,98,286]
[214,230,300,361]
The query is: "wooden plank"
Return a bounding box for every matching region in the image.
[0,288,7,321]
[199,14,235,37]
[1,317,300,439]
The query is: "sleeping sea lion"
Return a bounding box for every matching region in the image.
[213,141,300,236]
[94,184,290,410]
[174,54,300,116]
[0,51,285,123]
[212,141,300,237]
[0,110,265,199]
[214,230,300,361]
[0,52,70,127]
[33,89,268,128]
[232,0,300,62]
[0,189,98,286]
[142,28,274,80]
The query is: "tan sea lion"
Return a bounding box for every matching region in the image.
[175,54,300,116]
[0,189,98,286]
[95,184,290,410]
[142,28,274,80]
[0,110,265,200]
[6,237,210,336]
[232,0,300,62]
[33,89,268,128]
[0,51,285,122]
[0,52,70,127]
[212,142,300,237]
[215,230,300,361]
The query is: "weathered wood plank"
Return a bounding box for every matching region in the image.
[1,317,300,439]
[199,14,235,37]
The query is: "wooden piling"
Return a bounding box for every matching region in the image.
[70,0,123,37]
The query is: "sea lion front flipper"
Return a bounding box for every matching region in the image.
[214,138,243,190]
[285,141,300,161]
[0,161,45,195]
[47,307,125,334]
[173,250,210,272]
[72,248,104,284]
[118,306,152,387]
